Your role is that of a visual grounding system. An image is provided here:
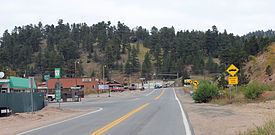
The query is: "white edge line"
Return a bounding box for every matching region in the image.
[17,107,103,135]
[173,88,192,135]
[145,89,156,96]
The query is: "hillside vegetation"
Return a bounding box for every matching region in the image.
[1,20,275,83]
[244,43,275,85]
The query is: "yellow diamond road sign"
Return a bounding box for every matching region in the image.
[226,64,239,76]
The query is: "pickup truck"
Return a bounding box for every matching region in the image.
[47,94,55,101]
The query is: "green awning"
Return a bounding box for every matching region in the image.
[9,76,37,89]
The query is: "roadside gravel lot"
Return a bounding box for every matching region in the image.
[176,88,275,135]
[0,106,93,135]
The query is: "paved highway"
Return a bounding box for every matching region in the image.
[18,88,193,135]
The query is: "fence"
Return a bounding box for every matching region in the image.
[0,92,45,113]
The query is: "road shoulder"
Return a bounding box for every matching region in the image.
[175,88,275,135]
[0,106,95,135]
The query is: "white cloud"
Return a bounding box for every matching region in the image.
[0,0,275,35]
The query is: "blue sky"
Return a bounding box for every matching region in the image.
[1,0,275,35]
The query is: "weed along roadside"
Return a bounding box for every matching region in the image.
[180,64,275,135]
[178,85,275,135]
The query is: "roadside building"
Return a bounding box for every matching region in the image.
[44,78,99,100]
[107,80,124,92]
[0,76,44,113]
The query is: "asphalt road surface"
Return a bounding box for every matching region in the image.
[18,88,192,135]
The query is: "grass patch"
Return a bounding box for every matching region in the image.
[131,43,150,63]
[210,86,248,105]
[211,83,273,105]
[244,82,272,100]
[240,120,275,135]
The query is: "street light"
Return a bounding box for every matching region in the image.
[102,65,106,82]
[102,65,110,97]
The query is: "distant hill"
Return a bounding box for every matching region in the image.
[1,20,275,84]
[79,43,150,83]
[245,30,275,38]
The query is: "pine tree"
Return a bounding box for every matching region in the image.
[141,52,152,79]
[131,47,140,72]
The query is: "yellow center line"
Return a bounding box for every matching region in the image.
[91,103,150,135]
[154,90,164,100]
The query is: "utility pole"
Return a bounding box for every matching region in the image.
[177,72,179,87]
[74,60,79,87]
[102,65,105,83]
[29,77,34,113]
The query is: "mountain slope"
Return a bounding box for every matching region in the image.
[244,42,275,84]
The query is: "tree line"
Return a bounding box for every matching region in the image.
[0,20,274,82]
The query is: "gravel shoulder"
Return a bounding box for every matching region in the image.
[0,106,95,135]
[176,88,275,135]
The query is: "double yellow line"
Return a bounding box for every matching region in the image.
[91,103,150,135]
[91,90,165,135]
[154,90,164,100]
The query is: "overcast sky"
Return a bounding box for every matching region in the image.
[1,0,275,36]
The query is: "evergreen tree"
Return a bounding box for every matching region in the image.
[141,52,152,79]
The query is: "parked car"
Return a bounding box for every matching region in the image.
[124,86,128,89]
[0,107,12,117]
[140,87,145,91]
[111,86,125,92]
[129,84,137,90]
[47,94,55,101]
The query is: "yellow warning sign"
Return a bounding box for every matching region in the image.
[193,80,199,86]
[228,76,238,85]
[226,64,239,76]
[194,86,198,91]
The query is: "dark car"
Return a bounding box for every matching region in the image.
[154,84,162,89]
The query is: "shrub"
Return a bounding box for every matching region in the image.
[244,82,271,100]
[192,81,220,103]
[240,120,275,135]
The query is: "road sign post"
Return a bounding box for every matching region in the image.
[226,64,239,100]
[226,64,239,76]
[193,80,199,91]
[44,74,50,100]
[55,81,61,108]
[228,76,238,85]
[54,68,61,108]
[55,68,61,79]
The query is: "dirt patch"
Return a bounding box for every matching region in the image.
[0,106,92,135]
[176,89,275,135]
[261,91,275,101]
[243,43,275,85]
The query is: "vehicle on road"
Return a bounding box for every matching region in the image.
[154,84,162,89]
[111,86,125,92]
[129,83,137,90]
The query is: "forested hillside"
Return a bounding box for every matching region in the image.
[0,19,275,82]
